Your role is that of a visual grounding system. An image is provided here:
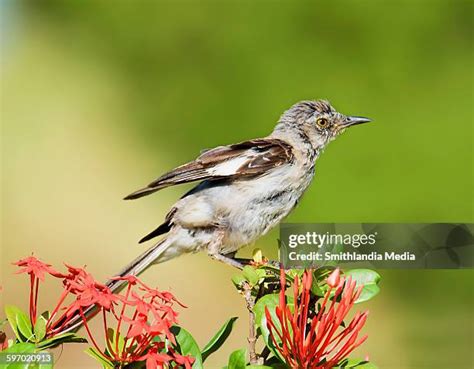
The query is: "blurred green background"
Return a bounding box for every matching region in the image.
[1,1,472,368]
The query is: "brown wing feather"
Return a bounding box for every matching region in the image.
[124,138,293,200]
[233,140,294,176]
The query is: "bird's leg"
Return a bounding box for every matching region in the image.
[208,231,244,269]
[221,251,253,266]
[212,253,245,269]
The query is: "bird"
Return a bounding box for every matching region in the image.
[57,99,371,334]
[109,100,371,291]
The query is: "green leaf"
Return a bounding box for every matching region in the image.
[255,268,266,279]
[253,294,279,358]
[310,280,325,297]
[313,266,334,282]
[253,294,293,362]
[286,269,304,280]
[2,342,36,353]
[170,326,203,369]
[263,356,290,368]
[242,266,259,285]
[345,269,381,303]
[227,348,247,369]
[245,366,274,369]
[336,358,379,368]
[322,244,344,267]
[252,248,264,263]
[232,273,246,287]
[84,347,114,369]
[123,361,147,369]
[4,306,20,340]
[34,316,47,342]
[16,313,34,342]
[2,342,37,369]
[357,284,380,303]
[106,327,125,354]
[201,317,238,362]
[357,364,378,369]
[356,363,378,369]
[4,305,33,342]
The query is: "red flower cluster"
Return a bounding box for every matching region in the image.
[265,268,369,369]
[13,256,194,368]
[97,275,193,369]
[45,263,119,336]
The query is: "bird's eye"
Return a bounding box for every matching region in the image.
[316,117,329,128]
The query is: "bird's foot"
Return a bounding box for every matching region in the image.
[232,256,280,268]
[210,255,280,269]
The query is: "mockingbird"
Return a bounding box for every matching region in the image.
[108,100,371,292]
[58,100,371,333]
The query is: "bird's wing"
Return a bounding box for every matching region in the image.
[124,138,294,200]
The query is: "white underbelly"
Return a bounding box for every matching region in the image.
[174,164,314,253]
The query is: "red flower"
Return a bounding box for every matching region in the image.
[72,274,190,367]
[139,342,173,369]
[58,265,118,316]
[122,290,177,351]
[265,268,369,369]
[142,287,187,308]
[13,256,64,325]
[13,256,62,281]
[327,267,341,288]
[127,291,155,316]
[73,282,117,311]
[172,350,195,369]
[11,255,193,368]
[125,314,149,338]
[45,264,115,336]
[137,343,195,369]
[110,274,142,286]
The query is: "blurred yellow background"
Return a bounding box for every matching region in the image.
[1,1,472,368]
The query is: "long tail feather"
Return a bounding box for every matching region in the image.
[105,238,171,292]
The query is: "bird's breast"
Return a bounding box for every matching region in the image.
[218,164,315,248]
[173,162,316,253]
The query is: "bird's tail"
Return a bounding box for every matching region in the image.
[105,237,172,293]
[58,238,173,333]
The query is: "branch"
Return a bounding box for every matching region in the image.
[243,281,259,365]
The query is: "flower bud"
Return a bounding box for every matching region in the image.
[327,268,341,288]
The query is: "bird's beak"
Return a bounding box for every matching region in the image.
[342,116,372,128]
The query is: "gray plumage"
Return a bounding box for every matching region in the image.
[109,100,371,292]
[56,100,371,334]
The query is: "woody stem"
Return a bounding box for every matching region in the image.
[243,281,258,365]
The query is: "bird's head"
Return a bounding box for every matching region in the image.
[273,100,371,152]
